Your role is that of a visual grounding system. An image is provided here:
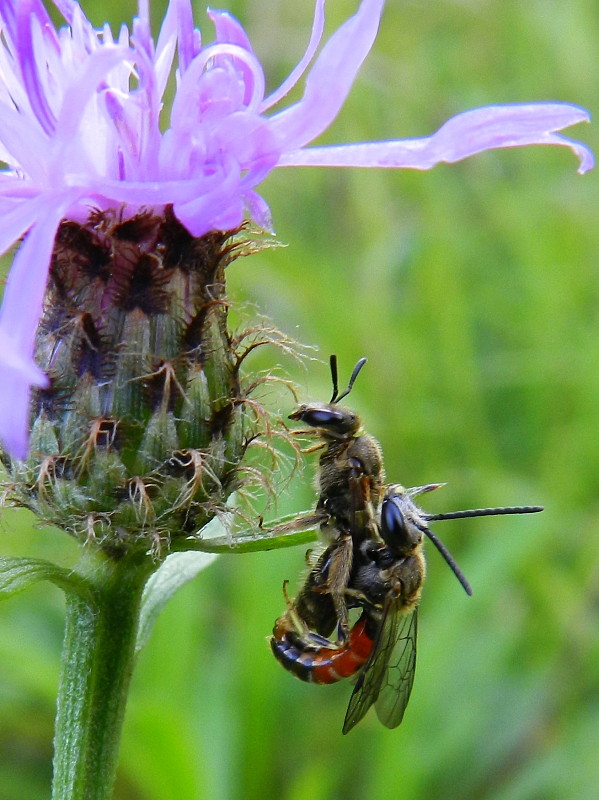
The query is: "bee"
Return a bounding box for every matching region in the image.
[199,355,381,644]
[288,354,385,543]
[204,355,544,733]
[271,482,543,733]
[278,355,385,641]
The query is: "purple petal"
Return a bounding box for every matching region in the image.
[0,330,48,385]
[269,0,385,151]
[206,11,264,110]
[174,158,243,235]
[0,103,50,178]
[168,0,200,71]
[63,2,97,50]
[51,1,84,25]
[16,0,57,135]
[0,193,76,457]
[277,103,593,174]
[216,111,279,172]
[89,175,230,206]
[0,194,53,257]
[137,0,150,26]
[0,366,36,460]
[242,189,273,232]
[208,8,253,50]
[261,0,326,112]
[0,195,74,344]
[54,47,131,144]
[154,1,180,83]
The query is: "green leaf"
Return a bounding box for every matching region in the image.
[195,527,318,553]
[136,549,218,654]
[0,556,93,600]
[187,508,320,553]
[136,507,319,653]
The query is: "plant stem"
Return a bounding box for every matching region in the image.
[52,551,152,800]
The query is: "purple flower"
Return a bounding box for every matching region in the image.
[0,0,593,459]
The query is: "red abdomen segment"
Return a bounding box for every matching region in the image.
[270,614,375,684]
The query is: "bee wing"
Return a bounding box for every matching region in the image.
[374,607,418,729]
[342,598,405,734]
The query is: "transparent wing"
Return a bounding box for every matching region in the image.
[342,604,418,734]
[374,607,418,729]
[342,599,402,734]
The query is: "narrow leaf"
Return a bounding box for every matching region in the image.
[0,556,93,599]
[195,527,318,553]
[189,507,321,553]
[137,549,218,653]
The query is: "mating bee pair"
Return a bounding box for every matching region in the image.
[270,356,542,734]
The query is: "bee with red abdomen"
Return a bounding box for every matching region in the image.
[282,355,385,640]
[271,483,543,734]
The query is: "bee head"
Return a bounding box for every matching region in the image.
[383,484,473,595]
[289,355,367,439]
[288,403,360,437]
[380,491,423,557]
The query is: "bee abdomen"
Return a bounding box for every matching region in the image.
[270,614,374,684]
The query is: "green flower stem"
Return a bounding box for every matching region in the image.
[51,551,153,800]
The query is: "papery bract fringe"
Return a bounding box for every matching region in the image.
[0,0,593,457]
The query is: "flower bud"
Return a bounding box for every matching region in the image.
[2,208,285,557]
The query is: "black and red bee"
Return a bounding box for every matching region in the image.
[283,355,385,641]
[272,357,543,733]
[272,482,543,733]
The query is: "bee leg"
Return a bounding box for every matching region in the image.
[324,533,353,643]
[335,621,347,643]
[282,580,309,633]
[273,581,311,639]
[344,586,383,611]
[288,430,327,454]
[299,444,327,455]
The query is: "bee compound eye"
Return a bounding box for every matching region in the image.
[380,497,407,546]
[300,408,346,428]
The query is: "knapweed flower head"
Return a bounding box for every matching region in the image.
[0,0,593,461]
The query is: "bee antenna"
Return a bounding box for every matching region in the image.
[329,355,340,403]
[420,526,472,596]
[425,505,544,522]
[333,357,368,404]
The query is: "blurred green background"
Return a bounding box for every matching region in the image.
[1,0,598,797]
